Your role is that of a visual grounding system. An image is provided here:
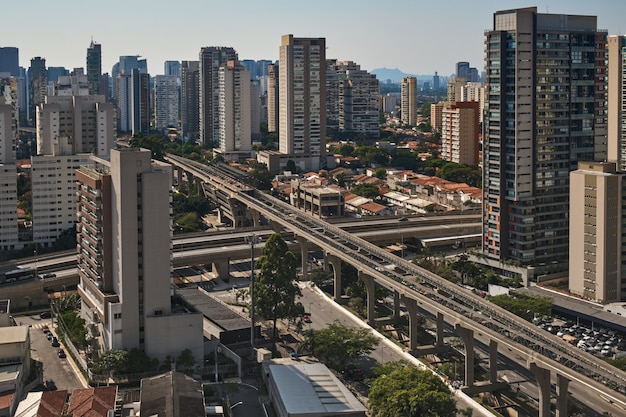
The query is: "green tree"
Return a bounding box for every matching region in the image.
[421,102,432,117]
[92,349,129,375]
[254,233,304,343]
[350,183,381,199]
[368,361,456,417]
[59,310,87,348]
[490,293,552,322]
[302,323,378,371]
[176,348,196,369]
[308,268,333,288]
[374,168,387,180]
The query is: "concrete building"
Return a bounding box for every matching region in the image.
[446,77,466,104]
[117,69,150,134]
[290,179,344,218]
[460,82,485,124]
[569,162,626,303]
[0,78,18,252]
[441,101,480,165]
[608,35,626,170]
[199,47,238,146]
[482,7,607,266]
[326,60,379,138]
[110,55,146,102]
[430,102,444,132]
[400,76,417,126]
[28,57,46,125]
[86,40,102,96]
[181,61,200,143]
[0,48,18,78]
[380,93,397,114]
[267,63,278,133]
[164,60,181,79]
[77,148,203,363]
[0,326,30,417]
[216,60,251,160]
[279,35,327,171]
[154,74,179,130]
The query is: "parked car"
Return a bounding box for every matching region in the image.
[57,349,66,359]
[302,315,311,324]
[41,325,50,333]
[42,273,56,278]
[397,217,408,222]
[39,312,52,319]
[46,332,54,341]
[45,379,57,391]
[51,337,59,347]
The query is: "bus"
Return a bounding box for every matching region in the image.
[2,267,36,283]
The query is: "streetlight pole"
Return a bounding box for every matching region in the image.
[245,234,260,349]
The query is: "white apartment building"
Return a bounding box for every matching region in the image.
[608,35,626,170]
[77,148,203,362]
[217,61,251,159]
[154,75,179,130]
[401,76,417,126]
[440,102,479,165]
[460,82,485,123]
[0,79,19,253]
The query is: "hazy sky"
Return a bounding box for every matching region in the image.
[3,1,626,77]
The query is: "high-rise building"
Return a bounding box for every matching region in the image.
[250,80,261,141]
[569,161,626,303]
[326,60,379,138]
[28,57,47,125]
[0,77,18,252]
[154,75,178,130]
[456,61,470,79]
[199,47,238,147]
[0,48,19,77]
[217,60,251,159]
[446,77,466,104]
[279,35,327,171]
[608,35,626,170]
[482,7,607,265]
[111,56,147,101]
[116,69,150,135]
[441,101,480,165]
[400,76,417,126]
[87,40,102,95]
[76,148,203,361]
[164,60,181,79]
[267,64,278,133]
[433,72,440,90]
[181,61,200,142]
[430,102,444,132]
[460,82,485,124]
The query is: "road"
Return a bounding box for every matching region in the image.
[18,313,87,392]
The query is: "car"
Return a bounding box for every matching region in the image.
[41,325,50,333]
[397,217,408,222]
[302,315,311,324]
[45,379,57,391]
[42,273,56,279]
[57,349,66,359]
[51,337,59,347]
[46,332,54,341]
[39,312,52,319]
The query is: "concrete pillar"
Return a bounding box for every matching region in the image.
[400,295,419,352]
[488,339,498,383]
[212,258,230,280]
[176,168,183,187]
[326,254,342,301]
[454,323,475,388]
[393,291,401,322]
[270,221,282,233]
[196,178,203,196]
[529,362,551,417]
[555,373,570,417]
[249,208,260,228]
[436,312,445,346]
[359,272,376,326]
[297,236,308,281]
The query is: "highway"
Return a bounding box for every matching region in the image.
[166,153,626,410]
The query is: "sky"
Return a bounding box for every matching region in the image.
[3,0,626,77]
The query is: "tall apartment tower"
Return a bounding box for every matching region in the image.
[0,77,19,253]
[217,60,251,158]
[430,102,444,132]
[154,75,178,130]
[326,60,380,138]
[76,148,203,361]
[199,47,238,147]
[117,69,150,135]
[28,57,47,125]
[461,82,485,124]
[441,101,480,165]
[569,162,626,303]
[0,48,19,77]
[400,76,417,126]
[447,77,466,104]
[456,61,470,79]
[267,64,278,133]
[181,61,200,142]
[483,7,607,265]
[164,60,181,79]
[279,35,327,171]
[86,41,102,95]
[608,35,626,170]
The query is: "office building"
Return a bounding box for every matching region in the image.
[76,148,203,362]
[401,76,417,126]
[164,60,180,79]
[87,40,102,95]
[441,101,480,165]
[181,61,200,142]
[278,35,327,171]
[28,57,47,125]
[326,60,380,138]
[608,35,626,170]
[456,61,469,79]
[569,162,626,303]
[0,77,18,252]
[199,46,238,146]
[433,72,440,90]
[111,56,147,101]
[0,47,19,77]
[216,60,251,159]
[267,63,278,133]
[482,7,607,265]
[117,69,150,134]
[154,75,178,130]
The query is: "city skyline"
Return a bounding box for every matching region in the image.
[3,1,626,77]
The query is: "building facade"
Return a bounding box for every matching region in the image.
[608,35,626,170]
[482,7,607,265]
[77,148,203,362]
[279,35,326,171]
[441,101,480,165]
[267,63,278,133]
[154,75,179,130]
[400,76,417,126]
[86,41,102,96]
[569,162,626,303]
[217,60,251,158]
[181,61,200,143]
[28,57,47,125]
[0,47,19,77]
[0,87,18,252]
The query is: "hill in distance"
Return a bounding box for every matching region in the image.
[371,67,436,84]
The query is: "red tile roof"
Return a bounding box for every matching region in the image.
[38,391,68,417]
[67,386,116,417]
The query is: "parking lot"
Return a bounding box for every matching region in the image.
[18,313,87,392]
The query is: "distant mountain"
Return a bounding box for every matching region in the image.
[371,68,436,84]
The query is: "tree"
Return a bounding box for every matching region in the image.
[177,348,196,369]
[368,361,456,417]
[350,183,381,199]
[374,168,387,180]
[302,323,378,370]
[490,293,552,322]
[254,233,304,343]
